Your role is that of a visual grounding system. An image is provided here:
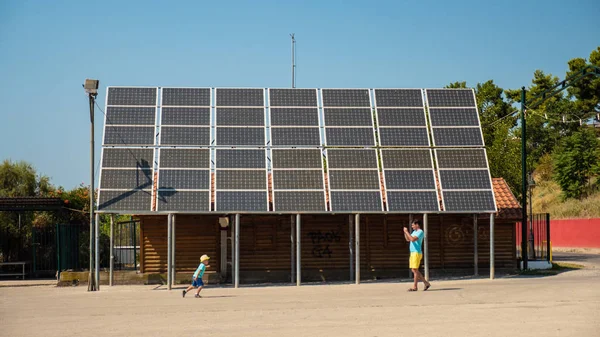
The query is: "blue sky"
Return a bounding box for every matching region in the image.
[0,0,598,189]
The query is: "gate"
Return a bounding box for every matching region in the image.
[113,219,140,271]
[516,213,551,261]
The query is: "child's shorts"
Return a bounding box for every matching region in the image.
[192,277,204,287]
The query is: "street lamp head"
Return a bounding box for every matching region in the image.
[84,79,99,95]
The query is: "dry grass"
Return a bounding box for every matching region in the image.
[532,179,600,219]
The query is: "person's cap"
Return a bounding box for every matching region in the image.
[200,254,210,262]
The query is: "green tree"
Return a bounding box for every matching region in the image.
[553,128,600,199]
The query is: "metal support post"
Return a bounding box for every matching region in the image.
[521,86,529,270]
[95,213,100,289]
[172,214,176,286]
[296,214,301,286]
[490,213,495,280]
[474,215,478,276]
[235,214,240,288]
[355,214,360,285]
[423,214,429,282]
[349,215,354,282]
[88,93,95,292]
[110,215,114,286]
[167,214,172,290]
[291,215,295,283]
[546,213,551,262]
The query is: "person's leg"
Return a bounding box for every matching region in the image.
[411,268,419,290]
[185,285,194,293]
[195,286,203,296]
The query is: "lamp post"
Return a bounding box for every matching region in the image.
[84,79,99,291]
[528,174,536,260]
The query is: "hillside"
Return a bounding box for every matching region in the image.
[532,178,600,219]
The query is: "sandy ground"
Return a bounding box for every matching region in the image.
[1,252,599,337]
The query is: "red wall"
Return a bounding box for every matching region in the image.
[551,219,600,248]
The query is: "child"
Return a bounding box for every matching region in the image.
[183,254,210,298]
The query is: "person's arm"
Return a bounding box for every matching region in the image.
[403,228,419,242]
[193,265,202,279]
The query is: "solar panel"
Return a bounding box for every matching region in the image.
[327,149,378,169]
[425,89,476,107]
[270,108,319,126]
[376,108,427,126]
[161,88,211,106]
[158,170,210,190]
[216,191,268,212]
[271,128,320,146]
[380,149,432,169]
[105,107,156,125]
[97,189,152,211]
[273,191,326,212]
[216,108,265,126]
[161,107,210,126]
[435,149,488,169]
[321,89,371,107]
[216,88,264,107]
[374,89,423,107]
[107,87,157,106]
[216,170,267,190]
[325,128,375,146]
[328,170,380,190]
[216,149,266,168]
[103,126,155,146]
[435,149,496,212]
[272,170,324,190]
[159,149,210,169]
[443,191,496,212]
[160,127,210,146]
[429,108,480,127]
[330,191,382,212]
[431,128,483,146]
[384,170,436,190]
[269,89,318,107]
[386,191,440,212]
[216,127,265,146]
[157,191,210,211]
[100,169,153,189]
[272,149,322,168]
[323,108,372,126]
[378,128,430,146]
[102,148,154,168]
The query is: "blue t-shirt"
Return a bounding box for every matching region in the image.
[193,263,206,279]
[410,229,424,253]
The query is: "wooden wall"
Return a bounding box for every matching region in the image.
[139,214,516,282]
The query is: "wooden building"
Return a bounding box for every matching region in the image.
[137,178,521,284]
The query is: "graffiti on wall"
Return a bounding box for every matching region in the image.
[308,229,342,258]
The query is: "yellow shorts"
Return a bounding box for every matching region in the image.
[409,252,423,269]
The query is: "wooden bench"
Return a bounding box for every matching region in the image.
[0,262,27,280]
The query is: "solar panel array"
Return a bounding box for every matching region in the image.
[98,87,496,213]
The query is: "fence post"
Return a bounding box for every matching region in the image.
[110,215,114,286]
[56,223,61,280]
[32,227,36,277]
[546,213,551,263]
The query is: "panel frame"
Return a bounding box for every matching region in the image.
[321,88,377,147]
[214,148,269,212]
[424,88,485,147]
[380,148,440,212]
[325,148,383,212]
[214,88,267,147]
[434,148,497,212]
[373,88,430,147]
[270,148,327,212]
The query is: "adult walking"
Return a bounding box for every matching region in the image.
[403,219,431,292]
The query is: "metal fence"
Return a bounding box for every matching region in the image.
[516,213,551,261]
[112,220,140,271]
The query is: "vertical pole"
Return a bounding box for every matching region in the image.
[167,214,172,290]
[56,223,61,281]
[349,215,354,282]
[490,213,495,280]
[474,214,478,276]
[408,214,413,279]
[521,86,529,270]
[296,214,301,286]
[133,219,137,271]
[291,33,296,88]
[355,214,360,284]
[172,214,176,286]
[110,215,114,286]
[230,216,234,284]
[32,226,36,277]
[95,213,100,289]
[423,214,429,282]
[220,219,228,280]
[290,215,295,283]
[235,214,240,288]
[546,213,551,262]
[88,94,95,291]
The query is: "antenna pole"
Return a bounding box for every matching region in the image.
[290,33,296,88]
